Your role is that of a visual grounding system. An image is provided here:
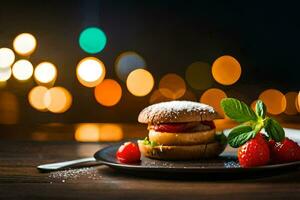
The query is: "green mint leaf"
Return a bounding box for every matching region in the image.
[142,137,158,147]
[228,125,256,147]
[255,100,266,118]
[264,118,285,142]
[221,98,257,123]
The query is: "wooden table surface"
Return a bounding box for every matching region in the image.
[1,123,300,199]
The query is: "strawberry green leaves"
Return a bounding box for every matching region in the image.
[221,98,257,123]
[227,125,255,147]
[264,118,285,142]
[221,98,285,147]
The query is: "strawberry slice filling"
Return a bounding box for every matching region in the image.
[150,121,215,133]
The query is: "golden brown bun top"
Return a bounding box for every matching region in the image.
[138,100,220,124]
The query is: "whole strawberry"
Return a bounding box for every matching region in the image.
[269,138,300,164]
[238,133,270,167]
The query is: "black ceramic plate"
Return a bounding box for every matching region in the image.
[94,129,300,174]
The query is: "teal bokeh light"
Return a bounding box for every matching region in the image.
[79,27,107,54]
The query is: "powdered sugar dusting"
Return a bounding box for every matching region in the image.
[138,100,219,124]
[147,101,215,113]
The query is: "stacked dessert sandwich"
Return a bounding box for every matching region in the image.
[138,101,226,160]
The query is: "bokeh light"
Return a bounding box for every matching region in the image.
[13,33,37,56]
[212,55,241,85]
[75,124,123,142]
[200,88,227,117]
[98,124,123,142]
[94,79,122,106]
[75,124,101,142]
[179,90,197,101]
[34,62,57,84]
[12,59,33,81]
[284,92,298,115]
[126,69,154,96]
[0,67,12,82]
[0,48,15,68]
[0,92,19,124]
[115,51,146,81]
[28,86,48,111]
[159,73,186,99]
[44,87,72,113]
[259,89,286,115]
[185,61,213,90]
[79,27,107,54]
[76,57,106,87]
[149,89,171,104]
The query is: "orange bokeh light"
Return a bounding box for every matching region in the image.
[179,90,197,102]
[284,92,298,115]
[259,89,286,115]
[200,88,227,117]
[126,69,154,96]
[75,123,123,142]
[44,87,72,113]
[212,55,241,85]
[94,79,122,107]
[149,89,171,104]
[159,73,186,99]
[28,86,48,111]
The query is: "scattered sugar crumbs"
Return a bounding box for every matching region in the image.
[49,167,102,183]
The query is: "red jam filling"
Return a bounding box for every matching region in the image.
[151,121,215,133]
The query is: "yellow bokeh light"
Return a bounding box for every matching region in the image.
[212,55,241,85]
[0,48,15,68]
[12,59,33,81]
[75,124,123,142]
[98,124,123,142]
[159,73,186,99]
[200,88,227,117]
[44,87,72,113]
[76,57,106,87]
[75,124,101,142]
[126,69,154,96]
[185,61,213,90]
[13,33,37,56]
[259,89,286,115]
[284,92,298,115]
[34,62,57,84]
[0,67,12,82]
[28,86,48,111]
[94,79,122,107]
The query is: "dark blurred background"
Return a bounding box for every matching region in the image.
[0,0,299,125]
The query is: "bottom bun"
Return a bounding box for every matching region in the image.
[138,141,226,160]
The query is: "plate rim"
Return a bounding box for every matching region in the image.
[94,143,300,172]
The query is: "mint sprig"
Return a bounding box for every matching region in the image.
[142,137,158,147]
[221,98,285,147]
[221,98,257,123]
[264,118,285,142]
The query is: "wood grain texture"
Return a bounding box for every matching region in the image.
[1,141,300,199]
